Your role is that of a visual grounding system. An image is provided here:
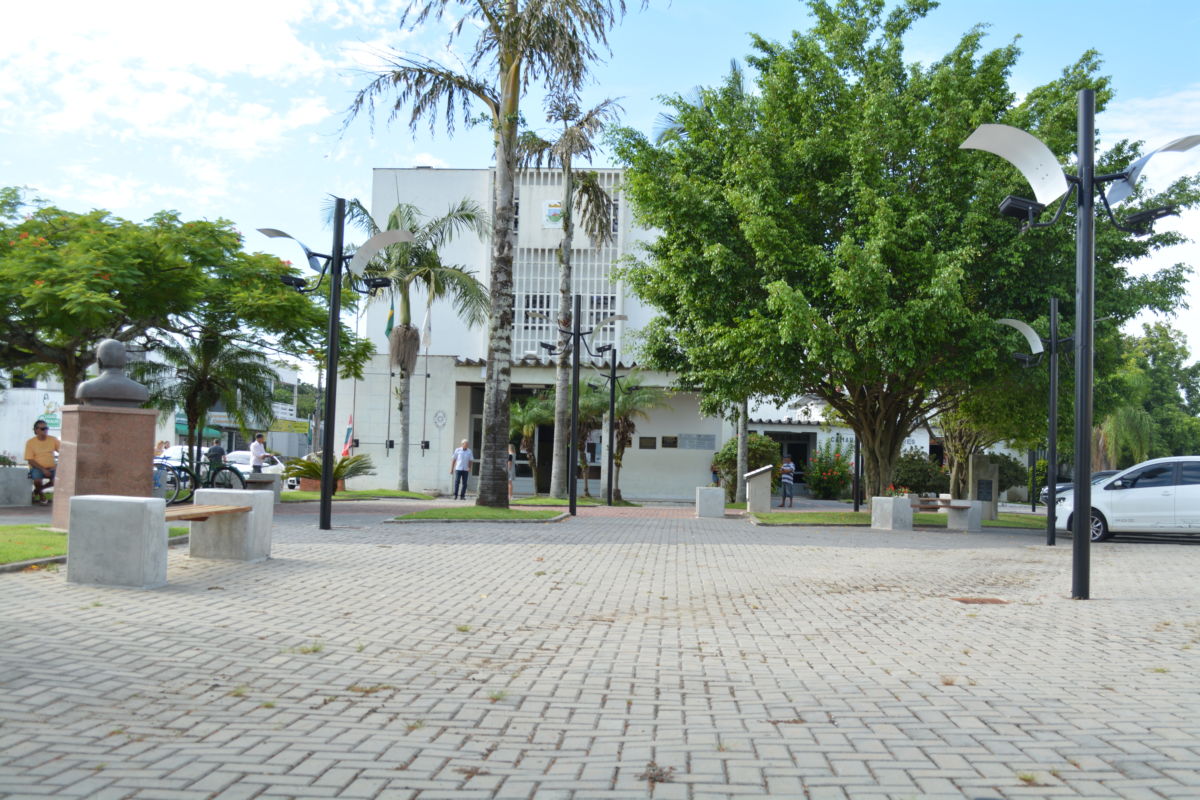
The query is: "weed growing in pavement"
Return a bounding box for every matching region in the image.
[348,684,394,695]
[456,624,471,632]
[1151,667,1170,673]
[107,729,124,737]
[356,642,365,652]
[940,676,956,686]
[260,702,276,709]
[1017,772,1043,786]
[488,690,507,703]
[534,571,547,576]
[294,641,324,654]
[229,686,248,697]
[637,762,676,784]
[405,720,426,732]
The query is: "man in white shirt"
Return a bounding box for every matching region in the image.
[450,439,472,500]
[250,433,267,473]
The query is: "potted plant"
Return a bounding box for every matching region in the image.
[283,453,376,495]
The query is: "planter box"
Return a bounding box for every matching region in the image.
[0,466,31,507]
[871,495,912,531]
[297,477,345,493]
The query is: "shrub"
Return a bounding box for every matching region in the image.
[988,451,1029,492]
[283,453,376,494]
[806,438,853,499]
[891,447,949,495]
[713,433,781,502]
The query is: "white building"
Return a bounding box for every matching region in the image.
[335,167,869,500]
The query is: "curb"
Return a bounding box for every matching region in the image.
[385,512,571,525]
[0,535,191,574]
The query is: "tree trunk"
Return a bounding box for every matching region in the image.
[548,159,575,499]
[397,370,411,491]
[477,74,519,507]
[60,352,85,406]
[735,399,748,503]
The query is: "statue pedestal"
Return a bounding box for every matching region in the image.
[52,405,157,530]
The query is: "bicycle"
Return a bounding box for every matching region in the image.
[153,458,246,505]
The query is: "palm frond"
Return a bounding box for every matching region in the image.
[346,55,498,135]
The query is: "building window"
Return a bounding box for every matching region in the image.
[639,436,656,449]
[513,200,519,232]
[661,436,678,448]
[610,197,619,234]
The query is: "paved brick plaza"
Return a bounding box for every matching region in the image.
[1,504,1198,799]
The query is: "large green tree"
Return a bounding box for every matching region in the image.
[343,198,489,491]
[613,0,1197,497]
[517,92,619,498]
[346,0,640,507]
[0,190,373,403]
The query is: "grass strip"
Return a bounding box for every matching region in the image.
[396,507,562,521]
[0,525,190,564]
[282,489,433,503]
[752,510,1046,529]
[512,496,604,507]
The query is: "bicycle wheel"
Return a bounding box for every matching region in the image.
[209,465,246,490]
[170,465,197,505]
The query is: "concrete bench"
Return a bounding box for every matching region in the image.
[910,496,981,532]
[67,489,274,589]
[695,486,724,518]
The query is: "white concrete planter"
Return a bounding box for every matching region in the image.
[870,495,912,530]
[0,466,31,507]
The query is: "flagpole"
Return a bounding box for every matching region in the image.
[385,301,394,459]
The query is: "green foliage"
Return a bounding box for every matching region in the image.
[891,448,950,496]
[1034,458,1049,490]
[283,454,377,492]
[805,438,854,500]
[987,451,1029,493]
[510,392,554,488]
[611,2,1197,499]
[713,433,780,502]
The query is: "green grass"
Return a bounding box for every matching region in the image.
[396,507,563,521]
[0,525,189,564]
[512,495,604,506]
[752,510,1046,529]
[281,489,433,503]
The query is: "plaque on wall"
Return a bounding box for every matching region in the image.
[977,478,993,502]
[678,433,717,450]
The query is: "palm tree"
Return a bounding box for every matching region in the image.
[518,92,619,498]
[346,0,640,507]
[132,333,277,469]
[608,374,668,501]
[572,384,610,497]
[509,392,554,491]
[341,198,489,491]
[1095,405,1153,470]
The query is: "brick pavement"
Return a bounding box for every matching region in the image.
[1,506,1199,799]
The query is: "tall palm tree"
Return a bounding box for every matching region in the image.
[346,0,640,507]
[1095,405,1153,470]
[342,198,489,491]
[132,333,277,468]
[509,392,554,491]
[518,92,619,498]
[608,374,668,501]
[573,384,610,497]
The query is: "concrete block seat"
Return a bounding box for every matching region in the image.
[695,486,725,518]
[67,490,275,589]
[910,495,982,532]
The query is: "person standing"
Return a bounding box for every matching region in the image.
[249,433,267,473]
[778,454,795,508]
[507,443,516,499]
[206,438,226,466]
[450,439,473,500]
[25,421,60,505]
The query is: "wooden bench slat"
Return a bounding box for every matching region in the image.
[165,504,252,522]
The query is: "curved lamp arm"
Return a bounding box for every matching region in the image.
[997,318,1045,355]
[346,229,415,276]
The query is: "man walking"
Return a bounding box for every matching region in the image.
[249,433,267,473]
[25,420,59,505]
[450,439,472,500]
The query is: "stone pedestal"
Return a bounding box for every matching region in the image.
[190,488,274,561]
[946,501,983,532]
[245,473,282,503]
[968,454,1001,521]
[745,465,774,514]
[67,495,167,589]
[871,496,913,530]
[52,405,157,530]
[0,466,30,506]
[695,486,725,518]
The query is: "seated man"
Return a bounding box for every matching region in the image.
[25,421,60,505]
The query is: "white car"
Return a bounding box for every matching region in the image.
[157,445,206,467]
[224,450,286,479]
[1054,456,1200,541]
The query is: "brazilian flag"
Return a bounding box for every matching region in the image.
[384,302,394,337]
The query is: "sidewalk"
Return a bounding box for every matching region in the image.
[1,502,1198,798]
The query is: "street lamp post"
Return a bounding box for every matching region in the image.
[260,200,406,531]
[963,92,1198,598]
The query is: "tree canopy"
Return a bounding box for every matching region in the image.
[612,0,1198,496]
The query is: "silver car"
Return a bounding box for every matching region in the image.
[1055,456,1200,541]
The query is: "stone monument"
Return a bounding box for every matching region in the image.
[52,340,157,530]
[968,453,1001,521]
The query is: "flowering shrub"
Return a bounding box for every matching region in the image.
[806,438,853,499]
[882,483,912,497]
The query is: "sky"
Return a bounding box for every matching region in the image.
[3,0,1198,367]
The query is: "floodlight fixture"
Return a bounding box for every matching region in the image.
[280,274,308,290]
[363,277,392,290]
[959,124,1070,206]
[1125,205,1178,233]
[998,195,1046,222]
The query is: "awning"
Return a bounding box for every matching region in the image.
[175,423,221,438]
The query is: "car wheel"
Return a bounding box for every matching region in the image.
[1089,509,1111,542]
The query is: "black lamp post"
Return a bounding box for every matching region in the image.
[964,92,1198,598]
[590,353,639,506]
[260,200,405,531]
[538,295,625,515]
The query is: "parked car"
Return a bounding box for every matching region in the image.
[1054,456,1200,541]
[156,445,206,467]
[1038,470,1120,505]
[224,450,286,478]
